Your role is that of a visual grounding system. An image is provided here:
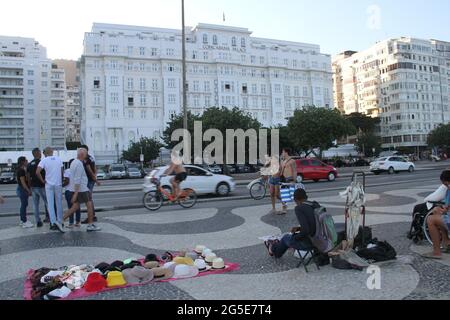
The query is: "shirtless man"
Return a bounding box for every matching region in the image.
[163,151,187,200]
[280,148,297,214]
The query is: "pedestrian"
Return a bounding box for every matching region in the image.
[27,148,50,228]
[80,145,99,224]
[16,156,34,228]
[279,148,298,215]
[63,159,81,228]
[267,155,281,215]
[36,147,64,233]
[63,148,101,232]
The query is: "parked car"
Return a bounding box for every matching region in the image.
[206,165,222,174]
[143,165,236,197]
[96,169,110,180]
[143,168,153,176]
[110,164,127,179]
[294,158,338,182]
[370,156,415,175]
[352,159,371,167]
[430,155,442,162]
[235,165,251,174]
[128,167,143,179]
[0,172,16,184]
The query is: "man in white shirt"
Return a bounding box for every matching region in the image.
[36,147,64,233]
[62,148,101,232]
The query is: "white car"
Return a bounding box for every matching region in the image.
[370,156,415,175]
[96,169,110,180]
[143,165,236,197]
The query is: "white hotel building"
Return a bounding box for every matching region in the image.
[333,37,450,150]
[81,23,333,163]
[0,36,66,151]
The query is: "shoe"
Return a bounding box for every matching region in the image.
[54,222,65,234]
[75,223,81,228]
[37,221,43,228]
[66,224,74,229]
[421,252,442,260]
[50,224,58,231]
[443,245,450,254]
[82,217,98,225]
[22,221,34,229]
[19,221,24,227]
[87,224,101,232]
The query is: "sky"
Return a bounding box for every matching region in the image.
[1,0,449,60]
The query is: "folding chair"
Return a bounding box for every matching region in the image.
[295,247,321,273]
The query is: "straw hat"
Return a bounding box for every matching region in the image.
[106,271,127,288]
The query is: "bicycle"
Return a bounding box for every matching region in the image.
[143,177,197,211]
[248,176,269,200]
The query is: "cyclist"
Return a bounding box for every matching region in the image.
[163,151,187,201]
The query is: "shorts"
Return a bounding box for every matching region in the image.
[74,192,92,204]
[443,215,450,231]
[175,172,187,183]
[282,177,295,183]
[269,177,280,186]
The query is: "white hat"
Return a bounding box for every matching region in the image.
[163,262,177,273]
[173,264,199,279]
[205,253,217,264]
[194,259,212,272]
[202,248,213,257]
[195,245,206,254]
[212,258,226,270]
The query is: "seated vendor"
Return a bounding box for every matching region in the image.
[265,189,316,258]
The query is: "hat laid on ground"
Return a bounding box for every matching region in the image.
[173,256,194,266]
[110,260,124,269]
[95,263,110,274]
[106,271,127,287]
[195,245,206,254]
[202,248,212,257]
[205,253,217,264]
[122,267,154,284]
[152,268,174,281]
[161,252,174,262]
[173,264,199,279]
[163,262,177,273]
[120,261,142,271]
[144,254,159,263]
[123,258,135,265]
[144,261,160,270]
[84,272,107,293]
[194,259,212,272]
[212,258,226,270]
[186,252,198,261]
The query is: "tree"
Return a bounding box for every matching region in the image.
[162,111,201,149]
[356,132,381,157]
[428,123,450,149]
[345,112,380,133]
[287,106,355,157]
[122,137,163,164]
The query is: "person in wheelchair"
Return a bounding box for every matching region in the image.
[422,170,450,259]
[409,170,450,243]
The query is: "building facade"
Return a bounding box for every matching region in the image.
[0,36,66,151]
[81,23,333,163]
[333,37,450,150]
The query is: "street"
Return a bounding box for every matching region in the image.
[0,162,449,300]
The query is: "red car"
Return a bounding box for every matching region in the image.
[294,158,338,182]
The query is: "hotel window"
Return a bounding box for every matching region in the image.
[241,38,246,47]
[251,56,256,64]
[151,64,158,72]
[303,87,308,97]
[193,81,199,91]
[168,79,176,88]
[152,95,159,106]
[128,46,133,55]
[232,37,237,47]
[194,96,200,107]
[94,44,100,53]
[110,76,119,86]
[285,99,291,109]
[110,45,118,53]
[94,94,101,105]
[153,110,159,119]
[252,97,258,107]
[152,79,158,90]
[140,78,146,90]
[243,97,248,108]
[203,34,208,44]
[28,99,34,105]
[293,60,298,68]
[204,81,210,92]
[127,78,134,90]
[241,55,246,63]
[276,112,282,119]
[28,80,34,86]
[94,60,100,69]
[151,48,158,56]
[166,48,174,56]
[41,72,48,78]
[139,63,145,71]
[128,110,134,119]
[140,94,147,106]
[168,94,176,104]
[285,86,291,96]
[275,98,282,107]
[141,110,146,119]
[168,64,175,72]
[127,62,133,71]
[140,47,146,56]
[274,84,281,93]
[251,84,257,94]
[284,59,289,66]
[205,96,211,107]
[111,60,118,69]
[203,51,209,60]
[110,93,119,103]
[261,98,268,108]
[128,96,134,107]
[213,35,218,45]
[261,84,267,94]
[260,56,265,64]
[262,112,267,121]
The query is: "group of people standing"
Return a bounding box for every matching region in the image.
[15,145,101,233]
[262,148,298,215]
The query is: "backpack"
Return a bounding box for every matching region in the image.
[305,201,338,253]
[356,239,397,262]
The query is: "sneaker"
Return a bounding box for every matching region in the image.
[22,221,34,229]
[66,224,74,229]
[82,217,98,225]
[75,223,81,228]
[19,221,24,227]
[49,224,58,231]
[87,224,101,232]
[54,222,65,234]
[36,221,43,228]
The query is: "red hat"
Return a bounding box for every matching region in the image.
[84,272,107,293]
